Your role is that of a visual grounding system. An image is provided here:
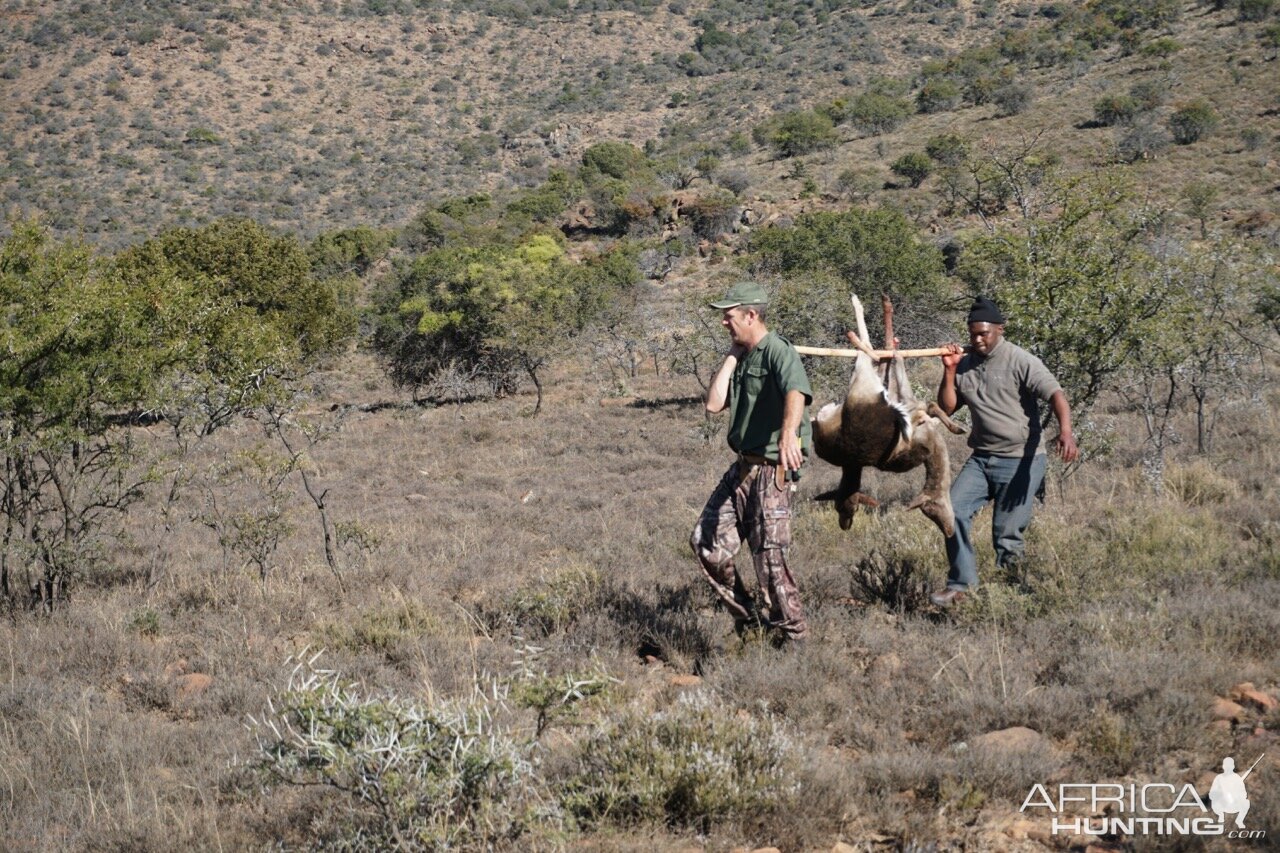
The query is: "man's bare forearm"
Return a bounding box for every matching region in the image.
[706,352,738,413]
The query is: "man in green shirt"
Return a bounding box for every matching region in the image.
[690,281,812,644]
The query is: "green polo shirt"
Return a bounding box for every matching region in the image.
[727,331,813,462]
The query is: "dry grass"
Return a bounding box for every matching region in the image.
[1,346,1277,850]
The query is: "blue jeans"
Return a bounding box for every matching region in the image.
[945,453,1047,590]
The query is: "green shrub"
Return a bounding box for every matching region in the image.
[1088,0,1181,31]
[1093,93,1139,126]
[1115,119,1171,161]
[184,126,222,145]
[925,133,970,166]
[834,167,877,203]
[562,691,801,832]
[116,218,355,359]
[127,609,161,637]
[685,189,741,240]
[316,601,439,656]
[1128,79,1167,111]
[1140,36,1181,58]
[496,563,604,637]
[846,91,913,135]
[1240,126,1266,151]
[511,662,615,738]
[915,77,961,113]
[1237,0,1275,22]
[1168,99,1219,144]
[715,167,751,196]
[756,108,839,158]
[505,169,582,223]
[373,233,638,411]
[891,151,933,187]
[750,208,947,310]
[308,225,394,278]
[581,141,652,182]
[992,82,1033,116]
[955,171,1173,417]
[0,221,295,603]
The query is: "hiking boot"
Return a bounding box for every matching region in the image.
[930,588,968,608]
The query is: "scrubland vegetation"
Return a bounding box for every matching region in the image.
[3,0,1280,850]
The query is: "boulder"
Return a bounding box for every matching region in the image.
[1230,682,1278,712]
[1211,697,1246,722]
[175,672,213,700]
[970,726,1053,757]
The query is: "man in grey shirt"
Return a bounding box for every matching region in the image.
[930,297,1079,607]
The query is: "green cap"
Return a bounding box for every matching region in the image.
[709,281,769,309]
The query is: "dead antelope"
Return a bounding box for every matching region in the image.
[811,294,966,536]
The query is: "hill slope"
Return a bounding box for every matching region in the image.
[5,0,1274,247]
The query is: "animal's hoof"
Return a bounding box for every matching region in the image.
[838,513,853,531]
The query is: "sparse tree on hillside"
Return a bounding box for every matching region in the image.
[915,78,961,114]
[1115,240,1268,487]
[1237,0,1276,23]
[846,91,912,136]
[1181,181,1220,238]
[0,217,354,605]
[1093,93,1140,127]
[749,207,951,357]
[891,152,933,188]
[308,225,394,279]
[925,134,970,167]
[1168,100,1220,145]
[755,109,838,159]
[113,218,357,588]
[992,82,1034,116]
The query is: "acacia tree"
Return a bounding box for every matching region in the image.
[1110,240,1270,489]
[0,222,188,605]
[749,206,951,347]
[375,233,638,414]
[956,170,1174,427]
[114,218,356,587]
[0,218,357,605]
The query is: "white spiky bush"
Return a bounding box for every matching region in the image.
[248,650,541,849]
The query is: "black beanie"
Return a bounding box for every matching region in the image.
[967,296,1005,325]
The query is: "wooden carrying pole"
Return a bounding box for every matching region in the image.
[794,345,956,359]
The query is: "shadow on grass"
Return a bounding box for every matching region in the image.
[599,580,715,670]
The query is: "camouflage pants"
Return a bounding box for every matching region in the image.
[690,461,807,640]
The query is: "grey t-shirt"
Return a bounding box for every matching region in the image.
[954,339,1061,457]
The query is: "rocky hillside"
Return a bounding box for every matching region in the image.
[4,0,1274,248]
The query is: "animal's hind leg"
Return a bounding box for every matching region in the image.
[845,295,877,358]
[905,438,956,537]
[926,401,967,435]
[835,465,878,531]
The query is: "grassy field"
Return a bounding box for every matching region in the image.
[2,0,1280,850]
[2,344,1278,849]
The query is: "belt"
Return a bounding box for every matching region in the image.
[737,452,776,467]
